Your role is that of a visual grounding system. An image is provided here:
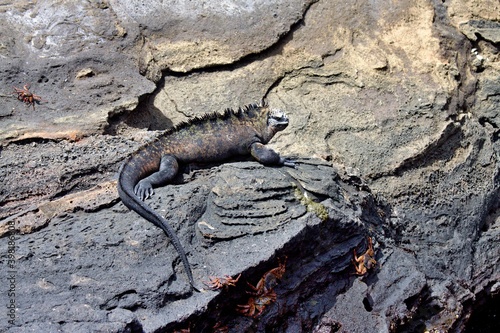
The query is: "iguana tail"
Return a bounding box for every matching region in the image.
[117,160,199,292]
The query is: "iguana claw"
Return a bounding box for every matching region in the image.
[134,181,154,201]
[281,158,296,168]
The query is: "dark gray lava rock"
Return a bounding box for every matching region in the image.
[0,159,394,332]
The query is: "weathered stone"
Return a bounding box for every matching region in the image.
[0,0,499,332]
[0,160,381,332]
[459,20,500,43]
[111,0,316,77]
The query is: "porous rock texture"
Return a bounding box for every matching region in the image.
[0,0,499,332]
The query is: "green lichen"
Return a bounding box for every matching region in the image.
[294,187,329,222]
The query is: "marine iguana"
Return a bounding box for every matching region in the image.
[117,101,294,291]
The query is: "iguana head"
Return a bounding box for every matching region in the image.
[268,108,289,132]
[256,107,289,144]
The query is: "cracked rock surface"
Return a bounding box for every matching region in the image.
[1,0,499,332]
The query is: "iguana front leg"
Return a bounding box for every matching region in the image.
[250,142,295,167]
[134,154,179,200]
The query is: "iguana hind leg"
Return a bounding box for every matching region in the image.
[134,154,179,200]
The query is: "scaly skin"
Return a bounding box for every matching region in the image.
[117,102,293,291]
